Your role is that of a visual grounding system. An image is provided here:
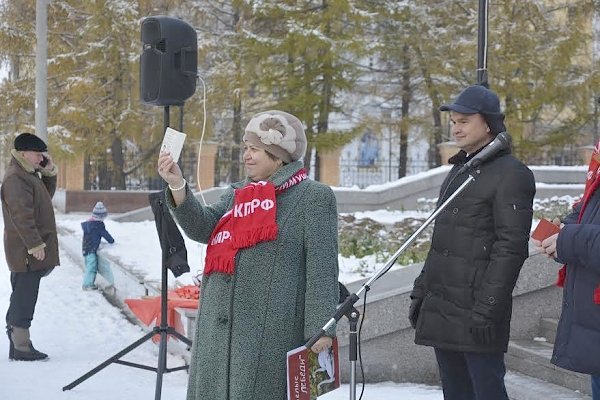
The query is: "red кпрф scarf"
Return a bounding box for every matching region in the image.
[556,142,600,305]
[204,168,308,276]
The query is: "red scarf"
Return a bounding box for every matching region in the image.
[204,169,308,276]
[557,142,600,304]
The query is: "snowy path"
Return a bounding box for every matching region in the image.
[0,233,189,399]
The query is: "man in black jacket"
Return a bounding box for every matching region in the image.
[409,85,535,400]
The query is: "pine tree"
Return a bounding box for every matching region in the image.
[247,1,371,179]
[488,0,598,162]
[0,0,37,134]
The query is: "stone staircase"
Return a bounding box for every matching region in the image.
[505,317,591,399]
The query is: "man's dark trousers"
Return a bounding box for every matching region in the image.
[5,268,50,328]
[435,348,509,400]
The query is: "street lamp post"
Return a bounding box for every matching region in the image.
[35,0,49,143]
[477,0,489,87]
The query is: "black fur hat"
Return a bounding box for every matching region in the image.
[14,133,47,152]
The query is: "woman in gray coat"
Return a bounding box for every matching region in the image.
[157,110,339,400]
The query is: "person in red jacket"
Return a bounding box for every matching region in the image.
[1,133,59,361]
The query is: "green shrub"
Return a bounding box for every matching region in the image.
[338,214,432,266]
[533,195,580,221]
[339,196,579,267]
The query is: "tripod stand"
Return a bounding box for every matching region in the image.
[62,261,192,399]
[63,107,193,400]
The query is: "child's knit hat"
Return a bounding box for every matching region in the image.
[92,201,108,220]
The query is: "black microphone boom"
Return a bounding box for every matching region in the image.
[457,131,510,174]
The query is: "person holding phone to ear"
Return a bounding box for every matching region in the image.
[1,132,59,361]
[39,154,49,168]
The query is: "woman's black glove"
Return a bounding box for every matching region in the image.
[470,313,496,344]
[408,297,423,329]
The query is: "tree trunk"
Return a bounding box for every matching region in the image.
[398,44,411,178]
[98,156,109,190]
[230,89,242,182]
[316,60,333,182]
[110,136,126,190]
[230,7,242,183]
[304,112,316,177]
[83,153,91,190]
[414,45,443,167]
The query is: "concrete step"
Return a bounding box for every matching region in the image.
[539,317,559,344]
[506,371,591,399]
[506,339,591,395]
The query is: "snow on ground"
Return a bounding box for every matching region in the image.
[0,210,442,399]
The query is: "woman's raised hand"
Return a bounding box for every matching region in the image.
[157,151,184,187]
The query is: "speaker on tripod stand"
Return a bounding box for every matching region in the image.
[63,16,198,400]
[141,15,197,106]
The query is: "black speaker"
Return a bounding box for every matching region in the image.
[140,16,197,106]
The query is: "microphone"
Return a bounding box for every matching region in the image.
[457,131,510,174]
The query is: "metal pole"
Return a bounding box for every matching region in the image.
[35,0,49,142]
[477,0,489,87]
[348,310,359,400]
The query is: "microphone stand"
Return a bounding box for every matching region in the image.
[305,170,479,400]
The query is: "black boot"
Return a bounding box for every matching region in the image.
[9,326,48,361]
[12,346,48,361]
[6,325,14,360]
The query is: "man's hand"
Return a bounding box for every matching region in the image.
[531,217,562,258]
[41,153,54,170]
[31,248,45,261]
[310,336,333,354]
[469,313,496,344]
[470,313,496,345]
[408,297,423,329]
[539,233,559,259]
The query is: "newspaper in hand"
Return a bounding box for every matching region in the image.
[161,127,187,163]
[286,338,340,400]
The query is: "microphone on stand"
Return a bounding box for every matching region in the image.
[457,131,510,174]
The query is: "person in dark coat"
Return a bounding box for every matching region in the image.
[532,141,600,399]
[1,133,59,361]
[81,201,115,290]
[157,110,339,400]
[409,85,536,400]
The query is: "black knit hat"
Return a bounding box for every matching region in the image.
[14,133,48,152]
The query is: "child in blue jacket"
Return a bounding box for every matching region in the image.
[81,201,115,290]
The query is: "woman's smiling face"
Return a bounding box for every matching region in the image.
[243,143,282,181]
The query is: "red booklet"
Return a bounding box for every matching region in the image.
[531,218,561,241]
[286,338,340,400]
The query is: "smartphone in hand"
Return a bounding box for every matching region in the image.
[39,155,49,168]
